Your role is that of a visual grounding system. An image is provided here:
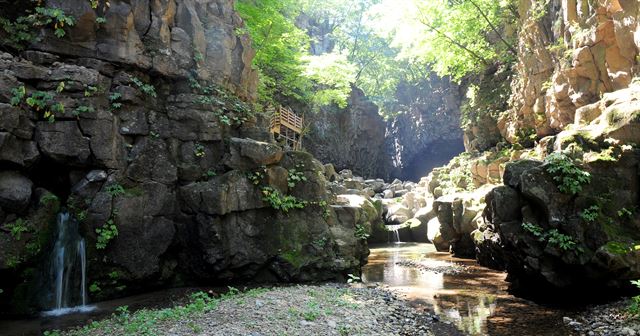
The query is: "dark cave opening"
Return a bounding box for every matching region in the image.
[28,158,73,202]
[399,139,466,182]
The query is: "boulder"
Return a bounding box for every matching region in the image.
[384,203,412,225]
[343,179,364,190]
[35,121,91,165]
[324,163,338,182]
[502,159,543,189]
[226,137,284,170]
[0,171,33,213]
[179,170,265,216]
[382,190,394,199]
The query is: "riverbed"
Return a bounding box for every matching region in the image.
[362,243,575,336]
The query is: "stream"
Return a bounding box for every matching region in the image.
[362,243,576,336]
[1,243,579,336]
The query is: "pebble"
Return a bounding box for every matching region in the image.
[565,298,640,336]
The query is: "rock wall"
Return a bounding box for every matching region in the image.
[305,87,391,179]
[386,76,464,181]
[502,0,640,143]
[0,0,372,315]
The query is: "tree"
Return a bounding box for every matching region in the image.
[368,0,517,81]
[236,0,312,106]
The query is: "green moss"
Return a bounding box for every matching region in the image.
[281,249,306,268]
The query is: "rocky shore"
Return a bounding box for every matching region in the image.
[565,299,640,336]
[50,284,464,336]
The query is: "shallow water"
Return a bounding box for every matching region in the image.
[0,288,203,336]
[362,243,575,336]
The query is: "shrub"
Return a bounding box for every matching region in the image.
[5,218,29,241]
[579,205,600,222]
[95,219,118,250]
[544,152,591,194]
[355,225,370,240]
[261,187,306,213]
[287,164,307,188]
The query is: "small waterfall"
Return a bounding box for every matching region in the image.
[387,225,402,244]
[43,212,94,316]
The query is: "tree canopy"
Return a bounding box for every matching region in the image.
[236,0,517,116]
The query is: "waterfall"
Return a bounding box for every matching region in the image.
[387,225,402,244]
[42,212,94,316]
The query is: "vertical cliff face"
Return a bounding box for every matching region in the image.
[305,87,392,179]
[386,76,464,181]
[425,0,640,294]
[502,0,639,143]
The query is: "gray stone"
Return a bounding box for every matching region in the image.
[0,171,32,212]
[226,137,284,170]
[36,121,91,165]
[503,159,542,189]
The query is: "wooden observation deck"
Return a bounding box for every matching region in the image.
[269,106,304,150]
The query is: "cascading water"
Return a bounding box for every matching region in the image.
[42,212,95,316]
[386,225,402,244]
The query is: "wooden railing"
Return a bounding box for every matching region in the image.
[269,106,303,133]
[268,105,304,150]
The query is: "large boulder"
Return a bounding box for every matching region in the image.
[35,121,91,165]
[0,171,33,213]
[226,137,284,170]
[179,170,265,216]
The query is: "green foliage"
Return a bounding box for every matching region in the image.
[261,187,306,213]
[346,273,361,284]
[544,152,591,195]
[303,53,356,108]
[73,105,94,116]
[371,0,517,81]
[189,79,253,126]
[580,205,601,223]
[530,0,550,22]
[10,86,26,106]
[89,282,101,294]
[247,166,267,185]
[547,229,578,251]
[109,92,122,111]
[355,224,370,240]
[287,164,308,188]
[629,280,640,316]
[130,77,157,98]
[604,241,639,255]
[40,192,59,206]
[5,218,29,241]
[0,4,75,50]
[236,0,312,105]
[618,207,635,219]
[193,143,205,158]
[312,236,328,249]
[95,219,118,250]
[106,184,126,197]
[522,222,579,251]
[301,301,321,321]
[514,127,537,147]
[84,85,98,97]
[11,86,66,123]
[522,222,546,240]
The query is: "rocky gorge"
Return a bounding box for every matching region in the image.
[1,0,640,335]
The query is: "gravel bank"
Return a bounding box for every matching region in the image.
[53,284,464,336]
[564,299,640,336]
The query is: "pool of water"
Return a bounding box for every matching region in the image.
[0,287,204,336]
[362,243,576,336]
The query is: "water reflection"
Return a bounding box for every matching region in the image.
[362,243,571,336]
